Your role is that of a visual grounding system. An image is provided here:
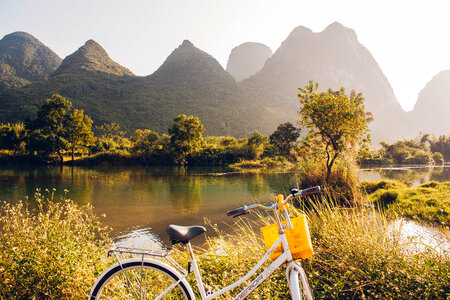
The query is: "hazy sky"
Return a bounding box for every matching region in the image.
[1,0,449,111]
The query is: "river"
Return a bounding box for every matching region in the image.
[0,164,449,248]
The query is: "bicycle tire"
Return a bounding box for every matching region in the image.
[289,265,314,300]
[298,266,314,300]
[89,259,193,300]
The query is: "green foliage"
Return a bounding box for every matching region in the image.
[0,123,26,153]
[95,123,124,139]
[0,191,109,299]
[22,94,96,164]
[303,199,448,299]
[130,129,160,155]
[26,94,73,163]
[229,156,292,171]
[432,152,444,165]
[429,134,450,161]
[247,130,269,160]
[365,181,450,225]
[298,81,370,181]
[65,109,94,162]
[360,136,445,166]
[169,115,205,164]
[269,122,300,156]
[360,180,407,194]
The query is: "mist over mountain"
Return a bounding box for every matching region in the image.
[243,22,408,140]
[410,70,450,135]
[0,32,62,91]
[0,24,448,140]
[226,42,272,81]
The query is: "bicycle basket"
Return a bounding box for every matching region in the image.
[261,214,313,261]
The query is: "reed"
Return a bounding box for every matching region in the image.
[172,195,449,299]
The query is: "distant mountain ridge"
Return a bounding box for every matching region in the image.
[410,70,450,135]
[243,22,407,140]
[0,24,448,140]
[0,32,62,91]
[226,42,272,81]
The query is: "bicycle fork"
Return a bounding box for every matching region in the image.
[286,261,314,300]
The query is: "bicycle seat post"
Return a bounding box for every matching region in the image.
[185,241,207,299]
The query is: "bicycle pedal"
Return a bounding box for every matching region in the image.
[204,285,214,295]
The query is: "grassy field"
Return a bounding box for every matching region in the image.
[362,180,450,226]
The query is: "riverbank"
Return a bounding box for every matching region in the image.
[362,180,450,226]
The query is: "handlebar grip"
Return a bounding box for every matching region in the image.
[301,186,321,196]
[227,207,246,216]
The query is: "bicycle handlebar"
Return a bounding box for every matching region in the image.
[226,186,321,217]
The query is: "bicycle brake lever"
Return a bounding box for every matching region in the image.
[233,211,249,218]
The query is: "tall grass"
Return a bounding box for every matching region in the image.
[296,160,360,205]
[0,190,110,299]
[172,196,449,299]
[0,191,448,299]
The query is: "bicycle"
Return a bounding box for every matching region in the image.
[89,186,321,300]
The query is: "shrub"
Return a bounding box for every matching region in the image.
[296,160,360,205]
[432,152,444,165]
[0,191,110,299]
[375,190,399,207]
[361,180,407,194]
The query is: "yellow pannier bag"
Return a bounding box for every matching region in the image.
[261,214,313,261]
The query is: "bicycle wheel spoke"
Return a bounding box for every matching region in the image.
[94,263,188,299]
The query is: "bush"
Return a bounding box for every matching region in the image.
[0,191,110,299]
[432,152,444,165]
[296,160,360,205]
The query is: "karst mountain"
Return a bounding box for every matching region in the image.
[0,24,447,140]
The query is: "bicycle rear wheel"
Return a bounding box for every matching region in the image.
[89,259,192,300]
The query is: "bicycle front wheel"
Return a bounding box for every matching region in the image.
[89,259,193,300]
[288,264,314,300]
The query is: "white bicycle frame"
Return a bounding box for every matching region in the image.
[190,231,311,300]
[93,187,319,300]
[159,217,312,299]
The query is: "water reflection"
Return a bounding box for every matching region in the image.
[358,165,450,186]
[114,228,163,249]
[390,219,449,254]
[168,176,203,215]
[1,165,449,246]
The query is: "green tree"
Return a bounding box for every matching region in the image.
[26,94,73,164]
[0,123,26,153]
[298,81,370,182]
[269,122,301,156]
[65,109,94,162]
[130,129,160,154]
[247,130,269,160]
[95,123,124,140]
[168,115,205,164]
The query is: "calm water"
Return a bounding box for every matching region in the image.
[0,164,449,247]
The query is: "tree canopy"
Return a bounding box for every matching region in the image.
[298,81,370,181]
[25,94,94,164]
[269,122,300,156]
[168,115,205,164]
